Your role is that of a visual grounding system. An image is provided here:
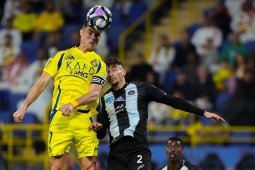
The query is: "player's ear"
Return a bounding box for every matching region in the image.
[165,149,168,155]
[122,69,126,77]
[80,29,83,36]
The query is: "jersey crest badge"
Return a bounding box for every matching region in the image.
[128,90,135,95]
[91,59,98,67]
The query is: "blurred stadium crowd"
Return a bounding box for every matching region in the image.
[0,0,255,125]
[0,0,255,169]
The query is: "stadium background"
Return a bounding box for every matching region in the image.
[0,0,255,169]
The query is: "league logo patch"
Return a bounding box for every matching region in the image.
[105,96,114,103]
[128,90,135,95]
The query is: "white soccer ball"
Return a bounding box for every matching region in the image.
[86,5,112,31]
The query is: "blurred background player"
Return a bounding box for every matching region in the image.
[158,137,201,170]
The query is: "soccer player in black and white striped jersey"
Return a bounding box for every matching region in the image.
[89,57,225,170]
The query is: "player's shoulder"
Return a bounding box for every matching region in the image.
[102,88,113,97]
[184,160,201,170]
[85,51,102,60]
[130,81,156,89]
[130,81,148,86]
[91,51,101,58]
[157,164,167,170]
[51,50,67,59]
[101,88,114,103]
[88,51,106,65]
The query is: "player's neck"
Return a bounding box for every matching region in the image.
[167,160,183,170]
[112,80,126,90]
[78,46,92,53]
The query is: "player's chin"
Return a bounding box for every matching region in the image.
[88,47,95,51]
[88,44,96,50]
[109,81,117,86]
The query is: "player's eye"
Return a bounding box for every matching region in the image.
[87,30,93,35]
[95,33,101,38]
[167,145,181,150]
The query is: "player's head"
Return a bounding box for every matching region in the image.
[165,137,184,162]
[104,57,126,88]
[79,21,102,51]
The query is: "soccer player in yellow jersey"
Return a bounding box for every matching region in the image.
[13,22,107,170]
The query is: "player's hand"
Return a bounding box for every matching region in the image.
[204,111,225,122]
[13,108,26,123]
[60,103,74,116]
[89,122,103,131]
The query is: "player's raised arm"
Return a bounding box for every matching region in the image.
[13,72,53,122]
[143,83,225,122]
[60,83,103,116]
[77,83,103,105]
[160,94,225,121]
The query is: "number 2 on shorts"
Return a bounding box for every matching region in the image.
[137,155,143,163]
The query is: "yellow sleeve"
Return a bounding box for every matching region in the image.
[43,51,65,77]
[92,59,107,86]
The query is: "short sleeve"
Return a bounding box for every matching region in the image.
[43,51,65,77]
[92,59,107,86]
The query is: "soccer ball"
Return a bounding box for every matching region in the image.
[86,5,112,31]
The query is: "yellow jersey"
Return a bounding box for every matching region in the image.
[43,47,107,119]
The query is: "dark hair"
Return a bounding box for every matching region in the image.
[82,21,90,28]
[104,57,123,67]
[166,137,184,148]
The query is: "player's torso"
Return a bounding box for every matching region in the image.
[52,48,102,110]
[103,83,149,140]
[56,49,100,87]
[104,84,140,119]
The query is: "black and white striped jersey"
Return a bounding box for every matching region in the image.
[96,82,205,146]
[97,82,166,145]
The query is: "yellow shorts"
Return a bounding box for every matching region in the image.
[48,110,99,159]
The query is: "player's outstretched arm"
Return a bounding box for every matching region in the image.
[204,111,225,122]
[143,83,225,122]
[60,83,103,116]
[13,72,53,122]
[160,94,225,122]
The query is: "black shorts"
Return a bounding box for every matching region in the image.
[107,136,152,170]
